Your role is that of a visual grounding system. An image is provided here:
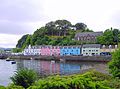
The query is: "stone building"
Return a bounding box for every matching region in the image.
[74,32,103,43]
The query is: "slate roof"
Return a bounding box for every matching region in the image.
[75,32,103,37]
[82,44,101,48]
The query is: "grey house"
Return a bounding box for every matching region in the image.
[75,32,103,43]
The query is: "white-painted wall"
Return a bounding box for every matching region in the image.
[23,46,41,55]
[82,47,100,56]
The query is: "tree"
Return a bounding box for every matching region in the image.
[97,29,114,45]
[75,23,87,31]
[108,49,120,79]
[113,29,119,44]
[16,34,30,48]
[45,21,56,36]
[10,68,37,88]
[12,48,22,53]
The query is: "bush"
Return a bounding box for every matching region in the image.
[10,68,37,88]
[6,84,24,89]
[0,85,6,89]
[108,49,120,79]
[28,71,113,89]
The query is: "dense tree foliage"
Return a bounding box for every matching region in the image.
[15,19,91,52]
[75,22,87,31]
[45,20,72,36]
[97,28,120,45]
[108,48,120,79]
[15,34,32,52]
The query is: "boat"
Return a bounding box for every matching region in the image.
[11,61,16,64]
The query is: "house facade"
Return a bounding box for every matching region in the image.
[41,45,52,56]
[82,44,101,56]
[23,45,41,55]
[74,32,103,43]
[100,45,118,55]
[60,46,81,56]
[51,46,60,56]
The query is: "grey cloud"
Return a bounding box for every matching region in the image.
[0,0,45,22]
[0,21,34,35]
[0,0,46,34]
[110,11,120,27]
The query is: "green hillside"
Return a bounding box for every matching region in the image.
[14,20,93,52]
[14,20,120,53]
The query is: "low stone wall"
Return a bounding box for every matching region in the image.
[60,56,111,62]
[8,55,111,62]
[9,55,59,60]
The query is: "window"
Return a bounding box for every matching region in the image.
[73,47,76,49]
[89,50,91,52]
[68,47,71,49]
[96,50,98,52]
[83,50,85,52]
[64,47,67,49]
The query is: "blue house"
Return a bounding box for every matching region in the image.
[60,46,81,56]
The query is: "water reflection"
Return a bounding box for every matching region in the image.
[0,59,108,86]
[16,60,105,75]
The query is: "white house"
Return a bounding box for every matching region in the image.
[82,44,101,56]
[23,45,41,55]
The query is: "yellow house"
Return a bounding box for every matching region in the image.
[100,45,118,53]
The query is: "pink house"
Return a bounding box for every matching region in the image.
[41,46,60,56]
[51,46,60,56]
[41,46,52,56]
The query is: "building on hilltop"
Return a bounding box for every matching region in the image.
[81,44,101,56]
[74,32,103,43]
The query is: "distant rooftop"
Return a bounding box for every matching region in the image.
[82,44,101,48]
[75,32,103,37]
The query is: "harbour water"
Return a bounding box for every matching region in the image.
[0,59,108,86]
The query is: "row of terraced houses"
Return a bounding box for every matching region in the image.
[23,44,118,56]
[23,32,118,56]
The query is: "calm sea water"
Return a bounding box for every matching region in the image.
[0,59,108,86]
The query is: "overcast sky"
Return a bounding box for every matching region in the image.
[0,0,120,48]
